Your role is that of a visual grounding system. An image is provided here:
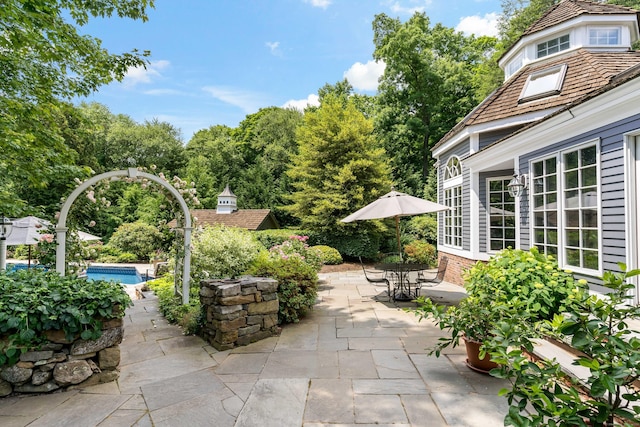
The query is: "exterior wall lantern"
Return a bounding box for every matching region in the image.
[508,173,528,198]
[0,215,14,271]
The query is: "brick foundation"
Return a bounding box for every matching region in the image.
[439,252,481,286]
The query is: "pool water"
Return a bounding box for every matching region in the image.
[85,266,145,285]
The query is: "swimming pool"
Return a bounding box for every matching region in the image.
[85,266,147,285]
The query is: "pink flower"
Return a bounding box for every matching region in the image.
[88,221,96,227]
[40,234,54,243]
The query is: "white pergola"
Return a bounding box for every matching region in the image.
[56,168,193,304]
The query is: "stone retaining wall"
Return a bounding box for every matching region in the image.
[0,320,123,397]
[200,277,279,350]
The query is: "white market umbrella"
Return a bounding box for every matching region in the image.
[341,190,450,256]
[76,230,101,242]
[5,216,52,267]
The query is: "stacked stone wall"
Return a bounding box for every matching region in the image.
[200,277,279,350]
[0,320,123,397]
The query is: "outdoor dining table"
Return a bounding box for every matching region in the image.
[373,262,430,301]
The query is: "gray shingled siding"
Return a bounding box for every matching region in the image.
[437,140,471,251]
[479,169,516,253]
[479,125,524,150]
[517,112,640,280]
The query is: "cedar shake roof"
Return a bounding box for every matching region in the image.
[434,49,640,149]
[169,209,279,231]
[524,0,639,37]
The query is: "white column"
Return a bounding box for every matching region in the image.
[182,227,193,304]
[0,238,7,270]
[55,227,68,275]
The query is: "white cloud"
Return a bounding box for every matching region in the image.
[266,41,282,56]
[282,94,320,111]
[387,0,431,15]
[123,60,170,87]
[344,60,385,92]
[304,0,331,9]
[455,12,500,37]
[202,86,264,113]
[143,88,189,96]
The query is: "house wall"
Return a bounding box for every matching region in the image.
[479,126,524,150]
[437,140,471,252]
[517,112,640,278]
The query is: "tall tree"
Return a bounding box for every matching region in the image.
[372,13,496,195]
[1,0,153,214]
[286,96,392,257]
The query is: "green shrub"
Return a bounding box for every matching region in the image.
[319,231,382,259]
[312,245,342,265]
[464,247,584,322]
[192,225,264,280]
[146,275,202,335]
[404,240,436,267]
[95,245,137,263]
[248,251,318,324]
[107,222,163,261]
[405,215,438,245]
[0,269,132,366]
[12,245,30,260]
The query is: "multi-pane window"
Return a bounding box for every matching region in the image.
[443,156,462,248]
[589,28,620,45]
[487,178,516,252]
[532,158,559,256]
[444,186,463,247]
[564,145,599,270]
[506,53,524,79]
[531,144,599,272]
[537,34,570,58]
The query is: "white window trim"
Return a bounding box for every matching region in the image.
[519,64,568,104]
[536,33,570,59]
[587,26,622,47]
[528,139,602,276]
[486,176,517,254]
[443,156,463,250]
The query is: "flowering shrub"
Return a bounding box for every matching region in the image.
[191,225,264,280]
[248,251,318,324]
[269,235,322,272]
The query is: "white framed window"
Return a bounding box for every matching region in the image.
[487,178,516,252]
[519,64,567,103]
[589,27,621,46]
[506,52,524,79]
[443,156,463,248]
[530,142,600,273]
[537,34,570,58]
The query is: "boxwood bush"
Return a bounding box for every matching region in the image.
[0,269,132,367]
[312,245,342,265]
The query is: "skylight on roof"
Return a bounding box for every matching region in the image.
[519,64,567,103]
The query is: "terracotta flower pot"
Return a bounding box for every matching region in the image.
[463,336,498,374]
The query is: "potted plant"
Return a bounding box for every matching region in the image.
[414,247,586,373]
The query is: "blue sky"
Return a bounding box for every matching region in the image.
[81,0,502,141]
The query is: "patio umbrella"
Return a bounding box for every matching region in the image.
[341,190,450,257]
[5,216,51,267]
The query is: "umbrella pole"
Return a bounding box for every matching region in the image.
[28,246,31,269]
[395,216,403,261]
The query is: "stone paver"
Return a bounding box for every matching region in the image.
[0,272,512,427]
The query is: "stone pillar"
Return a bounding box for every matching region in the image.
[200,277,279,350]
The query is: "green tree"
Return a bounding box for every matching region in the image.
[286,96,392,257]
[1,0,153,213]
[372,13,495,194]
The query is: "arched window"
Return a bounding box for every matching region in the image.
[444,156,461,180]
[443,156,463,248]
